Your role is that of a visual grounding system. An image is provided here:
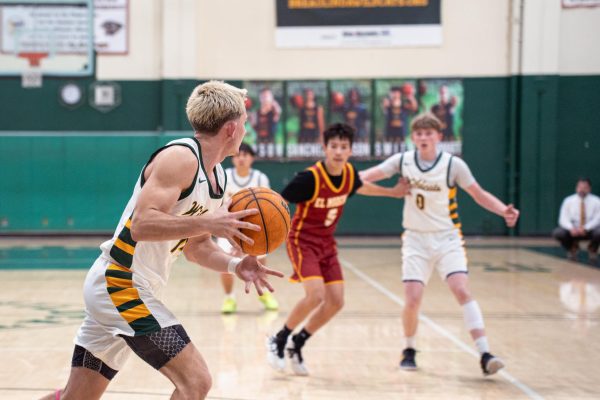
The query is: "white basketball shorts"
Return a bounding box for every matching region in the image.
[401,229,468,284]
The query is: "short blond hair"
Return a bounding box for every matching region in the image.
[410,112,443,132]
[186,81,247,134]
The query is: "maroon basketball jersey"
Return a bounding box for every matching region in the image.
[289,161,355,245]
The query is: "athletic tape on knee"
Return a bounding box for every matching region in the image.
[463,300,485,331]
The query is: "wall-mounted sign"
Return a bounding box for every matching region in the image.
[562,0,600,7]
[94,0,128,54]
[89,81,121,112]
[275,0,442,48]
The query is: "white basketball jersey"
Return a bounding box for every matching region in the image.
[99,137,226,298]
[224,168,270,200]
[400,150,461,232]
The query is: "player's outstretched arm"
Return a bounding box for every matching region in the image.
[464,182,520,227]
[359,166,388,183]
[183,235,284,295]
[357,177,411,198]
[359,153,402,183]
[131,147,260,242]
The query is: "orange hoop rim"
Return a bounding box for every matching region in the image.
[18,52,49,67]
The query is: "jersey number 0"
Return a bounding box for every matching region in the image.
[416,194,425,210]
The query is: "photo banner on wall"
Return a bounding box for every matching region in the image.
[374,78,463,158]
[241,77,463,161]
[275,0,442,48]
[242,81,285,159]
[286,80,328,159]
[329,79,372,158]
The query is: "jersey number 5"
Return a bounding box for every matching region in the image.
[416,194,425,210]
[324,208,338,227]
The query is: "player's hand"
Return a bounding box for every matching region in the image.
[210,198,261,251]
[391,177,411,198]
[504,204,520,227]
[234,256,285,295]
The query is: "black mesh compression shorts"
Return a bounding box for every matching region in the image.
[120,324,191,370]
[72,345,118,380]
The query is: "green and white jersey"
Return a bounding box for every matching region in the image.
[99,137,226,299]
[224,168,270,200]
[378,150,475,232]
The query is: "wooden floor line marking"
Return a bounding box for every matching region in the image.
[342,259,545,400]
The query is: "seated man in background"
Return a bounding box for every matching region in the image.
[553,178,600,264]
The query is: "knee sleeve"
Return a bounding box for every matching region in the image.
[71,345,118,380]
[462,300,485,331]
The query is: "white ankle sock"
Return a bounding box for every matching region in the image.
[405,336,416,349]
[475,336,489,354]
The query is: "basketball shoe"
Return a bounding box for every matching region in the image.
[480,352,504,376]
[286,336,309,376]
[400,348,417,370]
[266,335,286,371]
[258,292,279,311]
[221,297,237,314]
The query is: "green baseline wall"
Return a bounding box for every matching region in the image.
[1,76,598,235]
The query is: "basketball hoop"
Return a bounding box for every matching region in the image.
[18,52,49,67]
[19,52,47,88]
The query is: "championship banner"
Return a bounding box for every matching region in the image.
[275,0,442,48]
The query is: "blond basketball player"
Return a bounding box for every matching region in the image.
[40,81,283,400]
[218,143,279,313]
[360,113,519,376]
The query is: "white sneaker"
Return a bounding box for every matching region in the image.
[481,352,505,376]
[266,335,285,371]
[286,336,309,376]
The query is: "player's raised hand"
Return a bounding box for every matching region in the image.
[392,177,411,198]
[504,204,520,227]
[210,198,261,251]
[234,256,285,295]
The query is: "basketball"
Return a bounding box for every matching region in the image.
[331,91,345,107]
[290,93,304,108]
[229,187,291,256]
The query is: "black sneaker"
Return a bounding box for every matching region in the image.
[480,352,505,376]
[400,348,417,370]
[286,337,309,375]
[266,335,285,371]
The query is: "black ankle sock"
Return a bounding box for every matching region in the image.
[276,325,292,343]
[293,328,312,348]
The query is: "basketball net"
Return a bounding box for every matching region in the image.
[19,52,47,88]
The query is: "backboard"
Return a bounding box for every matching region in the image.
[0,0,94,77]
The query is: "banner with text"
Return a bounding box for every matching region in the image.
[276,0,442,48]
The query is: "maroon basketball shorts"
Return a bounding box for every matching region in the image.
[287,238,343,284]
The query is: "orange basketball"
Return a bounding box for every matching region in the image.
[331,91,345,107]
[229,187,291,256]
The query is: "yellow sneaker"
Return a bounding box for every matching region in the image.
[258,292,279,311]
[221,297,237,314]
